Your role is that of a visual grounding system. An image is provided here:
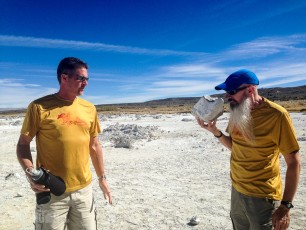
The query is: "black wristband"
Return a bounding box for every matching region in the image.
[214,131,223,138]
[281,200,294,209]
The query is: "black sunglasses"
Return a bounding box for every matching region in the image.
[226,86,249,95]
[64,73,89,82]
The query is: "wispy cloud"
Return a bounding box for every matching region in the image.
[225,34,306,58]
[0,78,40,87]
[96,33,306,103]
[86,80,216,105]
[257,63,306,87]
[0,79,57,108]
[147,80,216,94]
[1,34,306,108]
[161,65,226,77]
[0,35,207,57]
[142,34,306,97]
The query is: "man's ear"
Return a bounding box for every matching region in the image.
[248,85,254,94]
[61,74,68,83]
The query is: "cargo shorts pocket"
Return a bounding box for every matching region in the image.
[34,206,44,230]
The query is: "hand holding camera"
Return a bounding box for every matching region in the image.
[26,167,66,205]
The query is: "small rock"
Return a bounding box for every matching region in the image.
[189,216,200,226]
[15,193,23,198]
[5,173,14,180]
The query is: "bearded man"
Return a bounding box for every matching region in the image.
[197,69,300,230]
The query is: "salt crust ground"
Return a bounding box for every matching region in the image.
[1,113,305,230]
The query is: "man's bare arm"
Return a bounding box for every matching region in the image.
[272,151,301,230]
[89,136,112,204]
[16,134,34,170]
[16,134,50,193]
[282,151,301,203]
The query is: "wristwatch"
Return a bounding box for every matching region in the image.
[98,175,106,180]
[281,200,294,209]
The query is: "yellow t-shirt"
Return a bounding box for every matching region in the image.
[230,98,299,200]
[21,94,101,192]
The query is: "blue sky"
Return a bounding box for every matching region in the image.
[1,0,306,108]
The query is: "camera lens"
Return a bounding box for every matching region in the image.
[36,192,51,205]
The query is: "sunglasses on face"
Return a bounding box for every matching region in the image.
[226,86,249,95]
[64,73,89,82]
[74,75,89,82]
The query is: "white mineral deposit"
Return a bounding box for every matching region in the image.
[1,112,305,229]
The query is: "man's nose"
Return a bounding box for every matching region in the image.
[225,93,231,99]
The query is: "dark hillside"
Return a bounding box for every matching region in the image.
[1,85,305,115]
[96,85,306,109]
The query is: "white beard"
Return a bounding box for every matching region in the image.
[228,97,255,141]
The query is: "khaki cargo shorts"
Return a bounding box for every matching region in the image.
[35,184,97,230]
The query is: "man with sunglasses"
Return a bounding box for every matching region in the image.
[17,57,112,229]
[197,69,300,230]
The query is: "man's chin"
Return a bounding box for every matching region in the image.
[78,89,84,95]
[229,101,238,109]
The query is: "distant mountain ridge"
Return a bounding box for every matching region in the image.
[1,85,305,114]
[97,85,306,108]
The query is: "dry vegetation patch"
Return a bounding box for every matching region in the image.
[97,100,306,115]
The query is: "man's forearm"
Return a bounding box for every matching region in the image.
[282,160,300,202]
[213,130,232,150]
[16,143,34,171]
[90,138,105,178]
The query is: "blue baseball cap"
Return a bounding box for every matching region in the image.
[215,69,259,91]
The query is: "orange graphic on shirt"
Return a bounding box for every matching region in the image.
[57,113,87,126]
